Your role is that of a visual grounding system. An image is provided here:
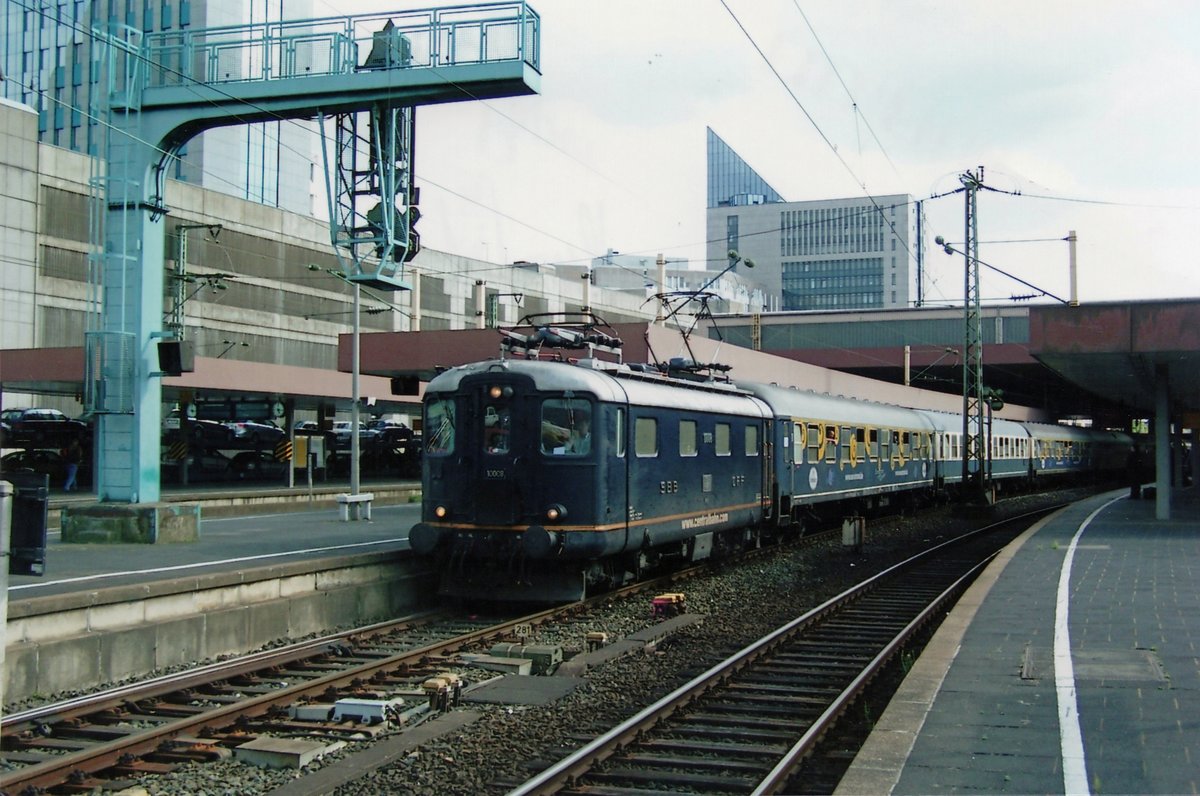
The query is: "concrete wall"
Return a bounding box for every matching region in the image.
[4,552,437,703]
[0,99,39,351]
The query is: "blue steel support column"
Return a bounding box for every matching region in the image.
[99,143,168,503]
[1155,363,1171,520]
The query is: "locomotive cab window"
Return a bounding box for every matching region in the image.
[483,403,511,455]
[542,398,592,456]
[425,398,456,455]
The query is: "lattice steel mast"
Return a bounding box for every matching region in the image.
[959,168,986,500]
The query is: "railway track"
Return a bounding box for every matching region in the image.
[506,508,1055,795]
[0,539,807,795]
[0,495,1071,795]
[0,608,560,794]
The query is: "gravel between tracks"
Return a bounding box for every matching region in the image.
[123,490,1086,796]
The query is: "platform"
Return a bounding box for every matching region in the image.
[8,481,420,599]
[837,485,1200,795]
[3,481,428,702]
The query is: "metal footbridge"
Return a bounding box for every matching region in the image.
[88,3,540,503]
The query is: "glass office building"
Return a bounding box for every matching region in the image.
[706,126,785,210]
[705,128,916,311]
[1,0,316,215]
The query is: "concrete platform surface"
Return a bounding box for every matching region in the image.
[837,486,1200,795]
[8,483,421,601]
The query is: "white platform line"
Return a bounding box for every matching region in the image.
[9,537,408,592]
[1055,495,1124,796]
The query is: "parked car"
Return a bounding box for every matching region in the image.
[162,411,234,449]
[160,449,233,483]
[226,419,286,446]
[1,448,91,487]
[230,450,289,481]
[368,419,414,446]
[0,408,90,449]
[332,420,379,449]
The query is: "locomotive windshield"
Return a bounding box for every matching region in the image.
[425,398,455,455]
[484,401,511,455]
[541,397,592,456]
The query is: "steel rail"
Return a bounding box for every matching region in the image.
[0,605,568,793]
[750,556,990,794]
[1,609,448,731]
[508,505,1061,795]
[0,543,773,794]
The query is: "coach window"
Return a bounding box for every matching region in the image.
[824,425,838,464]
[680,420,698,457]
[425,398,455,455]
[807,422,820,463]
[793,422,804,463]
[715,422,731,456]
[745,424,759,456]
[635,417,658,457]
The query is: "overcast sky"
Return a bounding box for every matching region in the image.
[344,0,1200,306]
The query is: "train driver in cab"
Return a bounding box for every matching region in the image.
[567,416,591,454]
[542,402,591,456]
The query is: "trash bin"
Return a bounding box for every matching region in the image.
[7,471,48,576]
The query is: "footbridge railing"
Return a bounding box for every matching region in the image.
[143,2,541,88]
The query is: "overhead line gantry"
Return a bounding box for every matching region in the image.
[87,2,541,504]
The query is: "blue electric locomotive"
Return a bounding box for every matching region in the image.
[409,356,772,600]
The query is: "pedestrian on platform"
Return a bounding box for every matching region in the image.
[63,438,82,492]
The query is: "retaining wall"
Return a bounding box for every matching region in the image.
[4,550,437,703]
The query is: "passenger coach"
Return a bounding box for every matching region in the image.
[743,383,938,526]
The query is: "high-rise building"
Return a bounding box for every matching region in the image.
[1,0,317,215]
[705,129,917,311]
[706,126,785,210]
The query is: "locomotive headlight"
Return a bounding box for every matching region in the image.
[434,505,448,519]
[488,385,514,399]
[545,503,567,522]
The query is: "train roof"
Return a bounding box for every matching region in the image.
[1022,421,1114,442]
[740,381,936,429]
[425,358,771,418]
[918,408,1031,437]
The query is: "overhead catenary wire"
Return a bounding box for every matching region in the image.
[13,0,1177,305]
[790,0,901,180]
